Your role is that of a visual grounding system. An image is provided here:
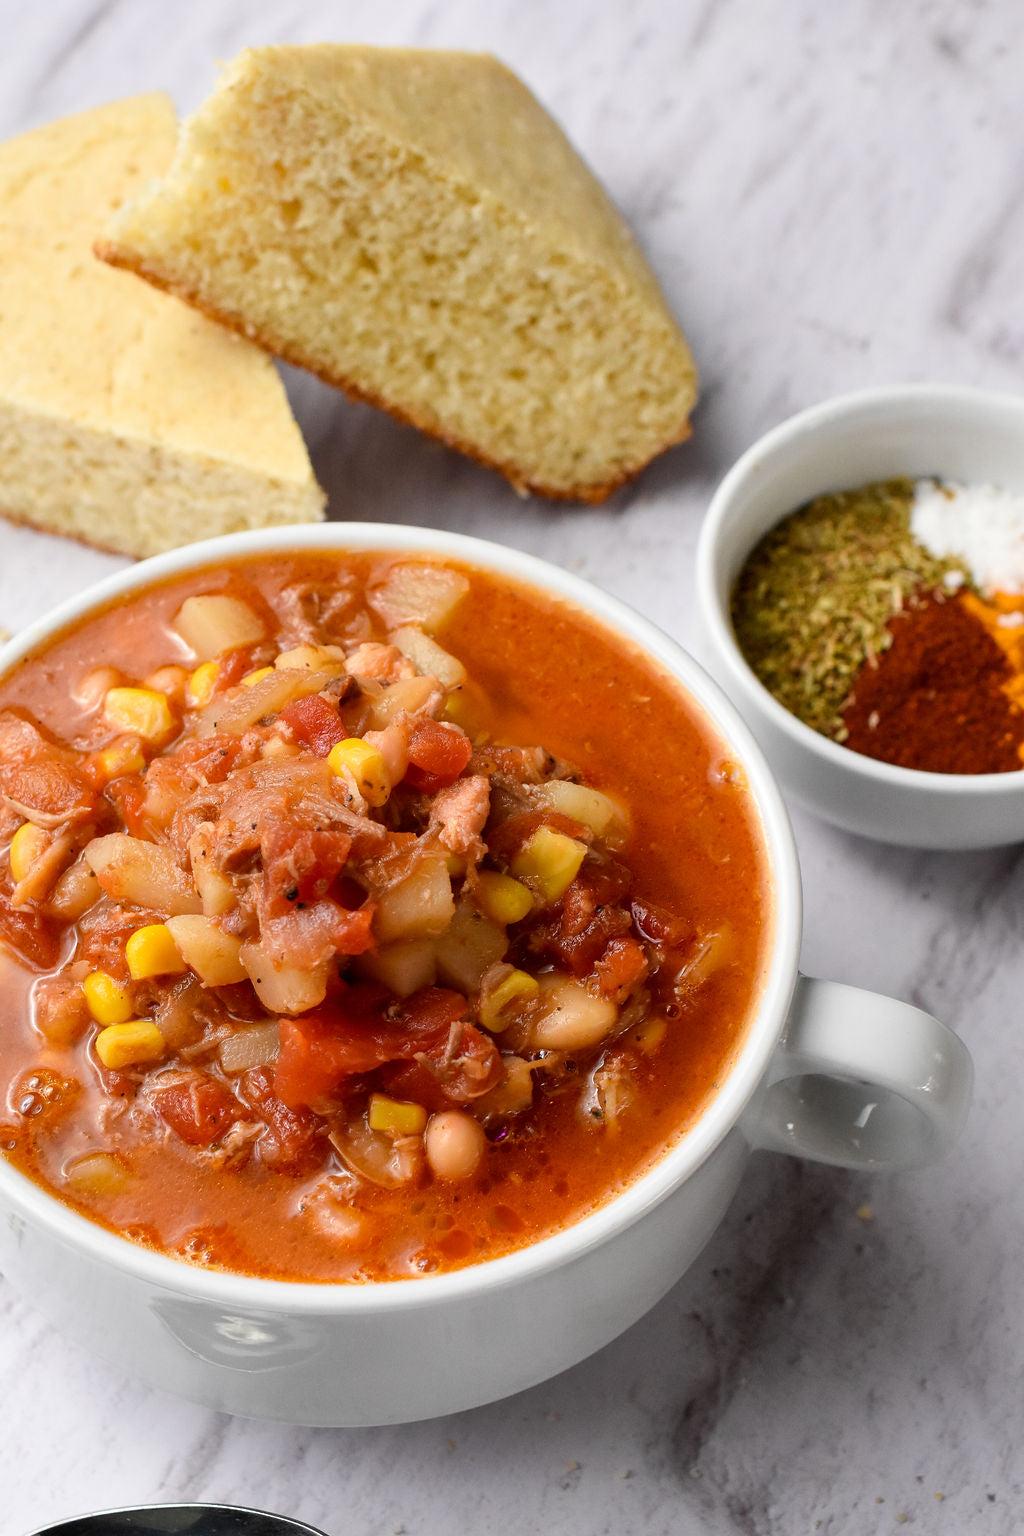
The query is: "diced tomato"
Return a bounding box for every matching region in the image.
[214,647,260,690]
[0,891,59,969]
[376,1058,459,1115]
[278,694,347,757]
[0,709,96,824]
[260,897,376,970]
[526,862,633,976]
[593,935,649,1001]
[275,985,501,1110]
[404,719,473,793]
[149,1071,239,1148]
[238,1065,327,1175]
[105,774,149,838]
[630,897,694,949]
[260,823,353,916]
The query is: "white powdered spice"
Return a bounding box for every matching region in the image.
[911,479,1024,594]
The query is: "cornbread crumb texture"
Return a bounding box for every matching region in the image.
[100,46,698,502]
[0,94,323,558]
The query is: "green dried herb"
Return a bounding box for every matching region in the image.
[730,478,968,740]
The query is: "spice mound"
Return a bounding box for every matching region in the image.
[731,477,1024,775]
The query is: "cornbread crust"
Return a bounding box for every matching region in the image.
[0,94,324,558]
[98,47,698,503]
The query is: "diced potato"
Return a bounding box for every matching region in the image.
[524,974,618,1052]
[433,895,508,992]
[189,826,236,918]
[357,938,437,997]
[125,923,187,981]
[363,674,439,730]
[368,1093,428,1136]
[174,593,266,661]
[63,1151,131,1197]
[240,940,328,1014]
[533,781,629,847]
[219,1020,280,1074]
[368,563,469,632]
[373,854,455,944]
[95,1019,166,1069]
[510,826,587,905]
[392,626,467,689]
[84,834,202,916]
[164,915,247,986]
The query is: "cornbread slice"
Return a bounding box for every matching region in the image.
[98,46,698,503]
[0,94,324,559]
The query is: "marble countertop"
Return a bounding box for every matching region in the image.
[1,1,1022,1531]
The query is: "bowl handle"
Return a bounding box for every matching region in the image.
[750,975,972,1170]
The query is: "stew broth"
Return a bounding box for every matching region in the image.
[0,553,770,1281]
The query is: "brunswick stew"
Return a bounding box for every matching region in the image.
[0,555,769,1281]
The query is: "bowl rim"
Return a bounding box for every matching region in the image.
[0,520,802,1312]
[696,380,1024,798]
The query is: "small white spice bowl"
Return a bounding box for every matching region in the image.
[696,383,1024,849]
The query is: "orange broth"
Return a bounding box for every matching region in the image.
[0,553,771,1281]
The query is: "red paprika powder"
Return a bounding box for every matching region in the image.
[840,590,1024,774]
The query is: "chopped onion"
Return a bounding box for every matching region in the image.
[194,666,342,737]
[219,1020,280,1074]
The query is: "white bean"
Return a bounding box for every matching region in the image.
[425,1111,486,1181]
[525,974,618,1052]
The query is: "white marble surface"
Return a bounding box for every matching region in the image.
[0,0,1021,1531]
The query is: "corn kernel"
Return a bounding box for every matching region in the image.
[241,666,275,688]
[327,737,390,807]
[510,826,587,904]
[94,736,146,783]
[95,1020,166,1070]
[9,821,49,884]
[479,968,540,1032]
[103,686,176,746]
[475,869,534,925]
[368,1093,428,1136]
[82,970,133,1026]
[125,923,187,981]
[187,661,220,707]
